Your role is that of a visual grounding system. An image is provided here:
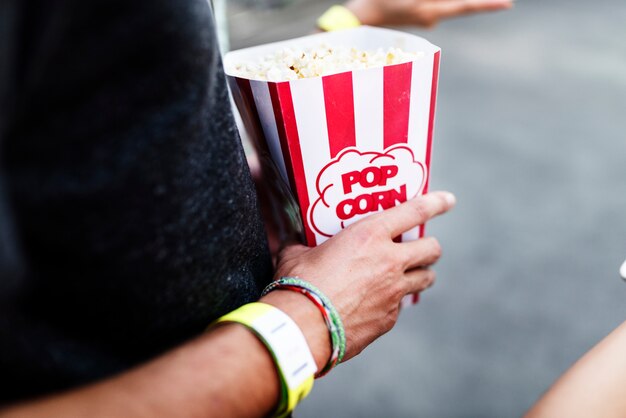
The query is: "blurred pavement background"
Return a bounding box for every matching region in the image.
[225,1,626,416]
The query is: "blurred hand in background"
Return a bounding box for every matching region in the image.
[345,0,513,28]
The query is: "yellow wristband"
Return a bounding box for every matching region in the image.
[213,303,316,418]
[317,5,361,32]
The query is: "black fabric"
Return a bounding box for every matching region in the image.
[0,0,273,402]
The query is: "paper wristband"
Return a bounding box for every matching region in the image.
[214,303,316,417]
[317,5,361,32]
[261,278,346,377]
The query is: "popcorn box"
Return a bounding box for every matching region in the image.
[225,26,441,250]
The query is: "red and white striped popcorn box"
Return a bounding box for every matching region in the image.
[225,27,440,262]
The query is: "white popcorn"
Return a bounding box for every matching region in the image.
[228,44,424,81]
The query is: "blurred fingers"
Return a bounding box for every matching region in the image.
[399,236,442,270]
[403,268,436,295]
[424,0,513,20]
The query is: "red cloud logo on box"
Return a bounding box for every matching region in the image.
[308,146,426,237]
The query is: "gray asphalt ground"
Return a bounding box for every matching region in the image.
[227,1,626,416]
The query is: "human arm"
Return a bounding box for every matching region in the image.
[0,191,455,418]
[524,321,626,418]
[0,291,330,418]
[344,0,513,28]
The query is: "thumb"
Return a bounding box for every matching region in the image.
[276,244,308,266]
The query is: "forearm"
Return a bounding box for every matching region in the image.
[525,321,626,418]
[343,0,385,27]
[1,292,329,418]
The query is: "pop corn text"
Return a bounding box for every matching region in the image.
[336,165,407,220]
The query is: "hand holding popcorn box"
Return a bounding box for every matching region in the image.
[226,27,441,303]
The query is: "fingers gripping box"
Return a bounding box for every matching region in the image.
[225,26,441,248]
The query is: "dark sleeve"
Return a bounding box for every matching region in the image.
[0,0,23,299]
[0,0,272,402]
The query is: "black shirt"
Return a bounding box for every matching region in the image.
[0,0,272,401]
